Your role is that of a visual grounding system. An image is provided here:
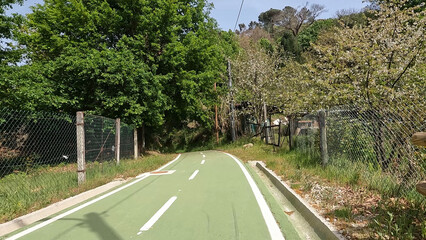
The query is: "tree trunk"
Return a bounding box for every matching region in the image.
[137,124,145,155]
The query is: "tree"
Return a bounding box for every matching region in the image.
[258,4,326,37]
[258,8,282,32]
[231,34,282,125]
[16,0,227,132]
[309,0,425,169]
[0,0,23,63]
[335,9,367,28]
[310,0,425,108]
[0,1,61,111]
[297,19,337,51]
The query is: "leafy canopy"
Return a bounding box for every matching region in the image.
[14,0,230,129]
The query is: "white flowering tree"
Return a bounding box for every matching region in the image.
[309,0,425,108]
[231,33,282,127]
[308,0,425,170]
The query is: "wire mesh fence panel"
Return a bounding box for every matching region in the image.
[120,122,134,160]
[84,115,116,163]
[0,108,78,221]
[326,105,425,200]
[0,109,137,222]
[292,114,320,159]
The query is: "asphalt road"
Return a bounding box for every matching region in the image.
[5,151,301,240]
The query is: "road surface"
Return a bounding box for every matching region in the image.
[5,151,301,240]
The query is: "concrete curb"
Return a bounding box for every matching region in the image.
[256,161,345,240]
[0,179,127,237]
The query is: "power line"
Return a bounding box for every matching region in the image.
[233,0,245,31]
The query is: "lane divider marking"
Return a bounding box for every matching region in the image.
[202,154,206,158]
[223,152,285,240]
[136,154,181,178]
[7,154,182,240]
[137,170,176,178]
[188,170,199,180]
[150,170,176,176]
[137,196,177,235]
[201,160,205,165]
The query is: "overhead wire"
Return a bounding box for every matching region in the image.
[233,0,245,31]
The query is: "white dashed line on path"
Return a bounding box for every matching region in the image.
[188,170,199,180]
[137,196,177,235]
[201,160,205,165]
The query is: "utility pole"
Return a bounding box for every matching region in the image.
[228,60,236,142]
[214,82,219,144]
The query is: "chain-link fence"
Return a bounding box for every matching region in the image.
[0,109,77,177]
[0,109,136,222]
[289,106,425,201]
[85,115,116,163]
[120,121,135,160]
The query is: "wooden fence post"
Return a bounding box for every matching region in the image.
[412,132,426,196]
[319,110,329,166]
[76,111,86,185]
[288,116,295,150]
[115,118,120,165]
[134,128,138,159]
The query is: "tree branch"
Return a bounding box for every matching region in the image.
[390,48,419,89]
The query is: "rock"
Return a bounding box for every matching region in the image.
[243,143,254,149]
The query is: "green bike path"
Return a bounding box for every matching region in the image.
[5,151,301,240]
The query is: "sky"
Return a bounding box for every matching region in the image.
[6,0,370,31]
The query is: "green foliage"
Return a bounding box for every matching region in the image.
[0,0,23,64]
[334,206,353,220]
[297,19,337,51]
[258,38,274,53]
[279,30,301,58]
[11,0,232,132]
[371,199,426,239]
[309,1,425,108]
[258,8,281,31]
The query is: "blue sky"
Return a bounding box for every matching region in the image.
[6,0,369,31]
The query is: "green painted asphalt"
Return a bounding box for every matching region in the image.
[5,151,301,240]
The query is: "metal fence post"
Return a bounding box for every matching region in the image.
[115,118,120,165]
[319,110,329,166]
[134,128,138,159]
[76,111,86,185]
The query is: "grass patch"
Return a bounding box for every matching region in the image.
[334,206,353,221]
[371,199,426,240]
[0,154,176,223]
